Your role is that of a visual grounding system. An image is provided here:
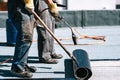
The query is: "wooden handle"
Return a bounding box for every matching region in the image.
[32,11,76,60]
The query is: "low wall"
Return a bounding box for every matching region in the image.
[56,10,120,28]
[0,11,8,28]
[0,10,120,28]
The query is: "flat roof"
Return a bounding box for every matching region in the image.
[0,26,120,80]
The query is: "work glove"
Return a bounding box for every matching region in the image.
[24,0,34,13]
[54,16,63,22]
[48,3,59,21]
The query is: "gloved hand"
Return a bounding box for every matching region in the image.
[24,0,34,13]
[54,16,63,22]
[48,3,59,18]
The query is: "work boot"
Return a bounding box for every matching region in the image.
[51,53,63,59]
[24,64,37,73]
[11,67,33,78]
[39,58,58,64]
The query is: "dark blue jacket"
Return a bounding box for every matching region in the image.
[7,0,30,19]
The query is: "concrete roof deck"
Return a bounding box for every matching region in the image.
[0,26,120,80]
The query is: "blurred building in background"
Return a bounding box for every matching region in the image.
[0,0,7,11]
[0,0,120,11]
[116,0,120,9]
[58,0,120,10]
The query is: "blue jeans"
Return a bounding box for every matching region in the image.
[11,9,34,70]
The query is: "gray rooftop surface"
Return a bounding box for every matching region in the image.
[0,26,120,80]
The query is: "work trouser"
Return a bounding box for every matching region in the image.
[34,0,55,60]
[11,10,34,70]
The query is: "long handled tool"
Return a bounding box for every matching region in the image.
[32,11,92,79]
[32,11,78,65]
[38,7,77,45]
[60,17,78,45]
[73,28,106,41]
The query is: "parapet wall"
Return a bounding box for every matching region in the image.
[0,10,120,28]
[56,10,120,28]
[0,11,8,28]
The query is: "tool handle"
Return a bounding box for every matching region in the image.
[32,11,77,62]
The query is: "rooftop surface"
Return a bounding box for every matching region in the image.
[0,26,120,80]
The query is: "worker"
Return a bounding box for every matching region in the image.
[9,0,36,78]
[34,0,63,64]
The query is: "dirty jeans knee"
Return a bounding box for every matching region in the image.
[12,15,34,68]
